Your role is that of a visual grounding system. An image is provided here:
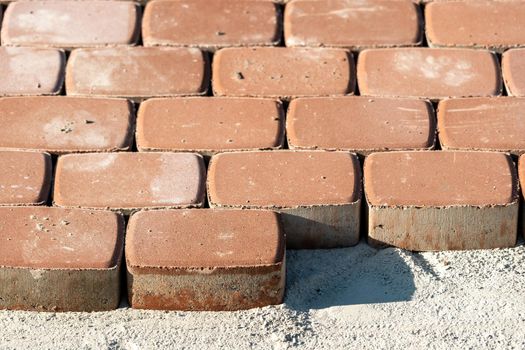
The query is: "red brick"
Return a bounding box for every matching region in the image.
[287,96,435,155]
[126,209,285,311]
[438,97,525,155]
[357,48,501,100]
[66,47,209,101]
[0,47,65,97]
[207,151,361,248]
[0,206,123,311]
[54,152,205,212]
[136,97,284,155]
[502,48,525,97]
[212,47,354,100]
[284,0,421,49]
[1,1,139,49]
[0,97,134,154]
[365,151,518,251]
[143,0,280,50]
[0,151,51,206]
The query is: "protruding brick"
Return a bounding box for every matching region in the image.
[136,97,284,155]
[284,0,421,49]
[0,47,65,97]
[0,206,123,311]
[126,209,285,311]
[207,151,361,248]
[54,152,206,213]
[426,1,525,52]
[1,1,139,49]
[0,151,51,206]
[438,97,525,155]
[502,48,525,97]
[143,0,280,50]
[66,47,209,101]
[357,48,501,100]
[365,151,518,251]
[0,97,134,154]
[212,47,354,100]
[287,97,435,155]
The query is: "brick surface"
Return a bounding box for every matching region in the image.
[426,1,525,52]
[365,151,518,251]
[284,0,421,49]
[0,47,65,97]
[143,0,280,50]
[212,47,354,100]
[136,97,284,155]
[126,209,285,311]
[502,48,525,97]
[207,151,361,248]
[1,0,139,49]
[287,96,435,155]
[357,48,501,100]
[0,97,134,154]
[0,206,123,311]
[66,47,209,101]
[438,97,525,155]
[54,152,206,212]
[0,151,51,206]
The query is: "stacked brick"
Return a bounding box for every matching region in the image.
[0,0,524,313]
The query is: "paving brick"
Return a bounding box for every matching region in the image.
[0,47,65,97]
[66,47,209,101]
[126,209,285,311]
[0,206,123,311]
[1,1,139,49]
[212,47,354,100]
[54,152,205,213]
[357,48,501,100]
[284,0,421,49]
[0,97,134,154]
[502,48,525,97]
[426,1,525,52]
[136,97,284,155]
[287,96,435,155]
[0,151,51,206]
[438,97,525,155]
[365,151,518,251]
[143,0,280,50]
[207,151,361,248]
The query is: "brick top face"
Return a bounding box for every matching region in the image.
[502,49,525,97]
[1,1,139,48]
[126,209,284,269]
[208,151,360,208]
[364,151,518,207]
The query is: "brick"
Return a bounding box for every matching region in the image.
[426,1,525,52]
[518,155,525,237]
[0,97,134,154]
[136,97,284,155]
[0,151,51,206]
[126,209,285,311]
[0,47,65,97]
[143,0,280,50]
[1,1,139,49]
[54,152,205,213]
[66,47,209,101]
[212,47,354,100]
[284,0,421,49]
[357,48,501,100]
[207,151,361,248]
[287,96,435,155]
[0,206,123,311]
[365,151,518,251]
[502,48,525,97]
[438,97,525,155]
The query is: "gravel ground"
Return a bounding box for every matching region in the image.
[1,240,525,349]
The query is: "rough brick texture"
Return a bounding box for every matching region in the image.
[502,48,525,97]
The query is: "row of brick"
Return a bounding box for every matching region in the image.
[1,1,525,52]
[2,46,525,100]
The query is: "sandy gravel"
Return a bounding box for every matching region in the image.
[1,240,525,349]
